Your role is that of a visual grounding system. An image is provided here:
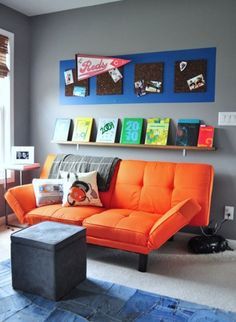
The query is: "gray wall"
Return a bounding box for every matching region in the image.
[0,4,31,217]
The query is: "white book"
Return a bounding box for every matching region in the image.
[96,118,118,143]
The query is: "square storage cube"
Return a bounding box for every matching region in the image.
[11,221,86,301]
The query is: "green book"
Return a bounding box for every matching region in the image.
[145,118,170,145]
[120,118,143,144]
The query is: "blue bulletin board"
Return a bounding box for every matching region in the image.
[60,47,216,105]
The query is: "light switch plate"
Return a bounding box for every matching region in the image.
[218,112,236,126]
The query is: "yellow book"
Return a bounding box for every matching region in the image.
[72,117,93,142]
[145,118,170,145]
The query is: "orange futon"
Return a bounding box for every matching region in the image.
[5,154,214,271]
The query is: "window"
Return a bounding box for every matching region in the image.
[0,28,14,180]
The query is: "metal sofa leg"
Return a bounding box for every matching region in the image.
[138,254,148,272]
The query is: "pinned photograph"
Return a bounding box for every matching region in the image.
[134,80,146,97]
[64,69,74,85]
[108,68,123,83]
[145,81,162,93]
[73,86,87,97]
[179,61,187,72]
[187,74,205,91]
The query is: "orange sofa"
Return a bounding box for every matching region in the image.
[5,154,214,271]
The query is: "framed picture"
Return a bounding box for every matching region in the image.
[11,146,35,164]
[52,118,72,141]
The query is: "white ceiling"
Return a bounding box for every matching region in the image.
[0,0,122,16]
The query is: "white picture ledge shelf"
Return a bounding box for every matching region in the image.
[52,140,216,157]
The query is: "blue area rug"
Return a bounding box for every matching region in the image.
[0,260,235,322]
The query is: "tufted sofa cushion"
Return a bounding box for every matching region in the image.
[109,160,213,226]
[84,209,162,246]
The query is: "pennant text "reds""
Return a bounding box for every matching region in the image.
[76,54,130,81]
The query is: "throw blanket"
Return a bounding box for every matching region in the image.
[48,154,120,192]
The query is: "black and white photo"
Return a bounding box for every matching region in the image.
[11,146,34,164]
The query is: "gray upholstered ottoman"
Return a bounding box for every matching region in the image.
[11,221,86,301]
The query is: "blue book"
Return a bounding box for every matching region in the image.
[178,119,200,124]
[175,119,201,146]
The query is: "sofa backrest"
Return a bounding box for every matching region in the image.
[40,154,119,208]
[41,155,214,226]
[110,160,214,226]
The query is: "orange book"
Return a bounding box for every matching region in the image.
[197,125,214,147]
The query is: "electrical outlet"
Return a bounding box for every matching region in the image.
[218,112,236,126]
[224,206,234,220]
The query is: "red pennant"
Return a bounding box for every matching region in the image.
[76,54,130,81]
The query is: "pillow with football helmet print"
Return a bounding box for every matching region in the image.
[62,171,103,207]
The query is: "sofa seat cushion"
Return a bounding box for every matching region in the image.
[83,209,161,247]
[25,204,105,226]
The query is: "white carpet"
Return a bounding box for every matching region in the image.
[1,223,236,312]
[87,234,236,312]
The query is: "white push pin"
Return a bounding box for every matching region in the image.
[180,61,187,72]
